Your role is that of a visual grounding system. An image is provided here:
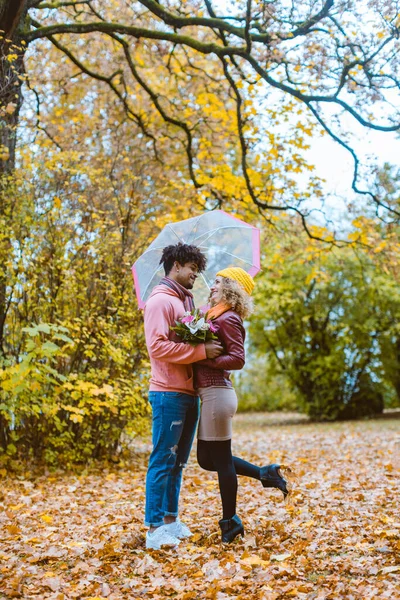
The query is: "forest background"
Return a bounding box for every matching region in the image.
[1,0,400,467]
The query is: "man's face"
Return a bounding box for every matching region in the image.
[175,261,199,289]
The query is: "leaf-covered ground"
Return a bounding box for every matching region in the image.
[1,413,399,599]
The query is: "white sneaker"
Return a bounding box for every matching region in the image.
[146,525,181,550]
[164,519,192,539]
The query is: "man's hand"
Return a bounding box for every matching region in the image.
[205,340,224,359]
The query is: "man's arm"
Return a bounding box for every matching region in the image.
[144,296,207,364]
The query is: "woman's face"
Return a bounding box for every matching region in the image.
[210,276,224,306]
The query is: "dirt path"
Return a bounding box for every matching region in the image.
[1,415,399,599]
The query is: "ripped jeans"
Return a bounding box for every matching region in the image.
[144,391,199,527]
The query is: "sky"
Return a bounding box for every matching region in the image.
[303,124,400,230]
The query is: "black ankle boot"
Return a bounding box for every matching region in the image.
[260,464,290,499]
[219,514,244,543]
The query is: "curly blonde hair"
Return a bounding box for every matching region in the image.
[214,277,254,319]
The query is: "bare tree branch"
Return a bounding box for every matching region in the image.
[306,101,400,219]
[2,0,400,236]
[108,32,202,188]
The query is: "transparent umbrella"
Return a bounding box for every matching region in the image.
[132,210,260,308]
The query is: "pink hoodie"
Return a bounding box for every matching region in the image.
[144,285,207,395]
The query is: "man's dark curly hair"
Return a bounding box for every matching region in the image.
[160,242,207,275]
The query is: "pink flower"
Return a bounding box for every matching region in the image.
[181,315,195,324]
[208,321,217,333]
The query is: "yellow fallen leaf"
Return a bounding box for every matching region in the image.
[380,565,400,574]
[41,514,53,524]
[383,530,398,538]
[9,504,25,511]
[64,541,85,547]
[241,555,269,568]
[301,520,315,528]
[270,552,292,562]
[98,519,120,529]
[380,516,394,524]
[298,584,313,592]
[6,524,20,535]
[305,482,318,489]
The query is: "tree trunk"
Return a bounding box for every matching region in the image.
[0,0,28,355]
[392,338,400,403]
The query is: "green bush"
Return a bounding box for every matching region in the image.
[0,324,150,467]
[248,235,400,421]
[235,359,299,413]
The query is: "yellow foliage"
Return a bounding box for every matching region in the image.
[40,514,53,524]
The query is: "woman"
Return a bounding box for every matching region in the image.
[195,267,290,543]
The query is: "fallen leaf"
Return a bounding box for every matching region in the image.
[240,554,269,568]
[41,514,53,524]
[270,552,292,562]
[380,565,400,574]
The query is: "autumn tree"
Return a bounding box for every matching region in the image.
[346,173,400,408]
[0,0,398,356]
[1,0,400,459]
[246,221,400,420]
[0,31,212,462]
[3,9,283,462]
[1,0,400,212]
[0,93,161,461]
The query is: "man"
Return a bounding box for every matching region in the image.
[143,242,223,550]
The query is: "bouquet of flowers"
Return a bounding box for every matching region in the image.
[170,308,218,345]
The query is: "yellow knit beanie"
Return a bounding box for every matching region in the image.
[216,267,255,296]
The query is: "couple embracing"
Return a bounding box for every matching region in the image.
[143,242,289,550]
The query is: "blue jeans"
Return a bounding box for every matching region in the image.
[144,391,200,527]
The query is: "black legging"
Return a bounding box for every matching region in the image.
[197,439,262,519]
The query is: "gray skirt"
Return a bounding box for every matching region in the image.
[197,386,238,441]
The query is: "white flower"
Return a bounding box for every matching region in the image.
[188,317,204,334]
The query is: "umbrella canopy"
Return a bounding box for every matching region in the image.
[132,210,260,308]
